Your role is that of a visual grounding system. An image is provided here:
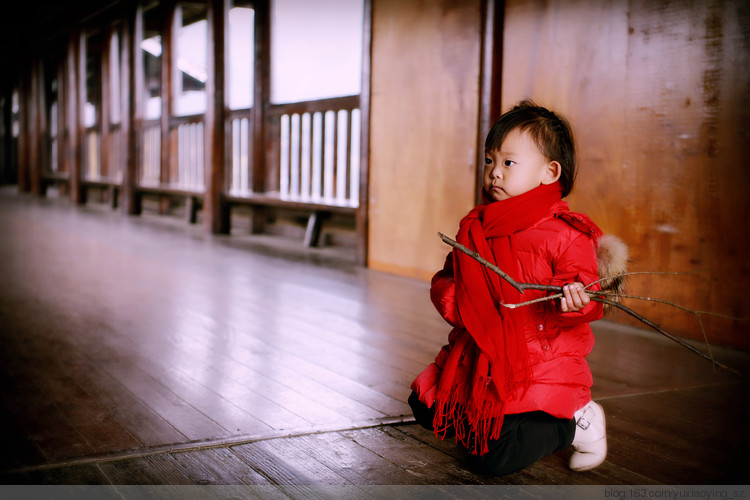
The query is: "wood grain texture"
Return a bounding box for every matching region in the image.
[500,0,750,349]
[368,0,482,281]
[0,187,748,487]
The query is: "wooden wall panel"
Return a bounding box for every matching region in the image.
[501,0,750,349]
[368,0,482,280]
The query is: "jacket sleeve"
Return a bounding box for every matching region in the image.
[430,252,463,327]
[548,232,603,325]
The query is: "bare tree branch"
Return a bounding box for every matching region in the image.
[593,297,742,377]
[438,232,746,379]
[438,232,524,293]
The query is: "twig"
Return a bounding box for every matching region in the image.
[587,271,697,290]
[438,232,524,293]
[439,232,566,295]
[696,314,715,374]
[501,293,563,309]
[594,297,741,377]
[438,232,746,379]
[601,292,747,322]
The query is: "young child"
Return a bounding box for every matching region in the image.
[409,100,615,475]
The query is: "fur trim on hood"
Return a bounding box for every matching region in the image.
[596,234,629,311]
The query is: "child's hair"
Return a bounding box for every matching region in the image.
[485,100,577,198]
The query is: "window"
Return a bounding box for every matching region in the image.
[142,4,163,120]
[109,31,121,125]
[11,89,19,138]
[84,31,103,129]
[174,2,208,116]
[270,0,363,104]
[48,72,59,172]
[228,2,254,111]
[84,31,103,179]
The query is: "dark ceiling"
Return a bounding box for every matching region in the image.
[0,1,122,80]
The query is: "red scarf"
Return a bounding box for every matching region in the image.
[432,182,563,455]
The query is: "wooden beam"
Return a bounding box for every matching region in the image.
[28,61,42,196]
[476,0,503,202]
[160,0,177,215]
[55,57,68,196]
[35,58,49,197]
[249,0,270,234]
[17,70,30,193]
[76,31,88,205]
[101,28,112,183]
[356,0,373,266]
[0,85,12,184]
[66,32,85,205]
[203,0,229,234]
[120,2,142,216]
[304,211,329,248]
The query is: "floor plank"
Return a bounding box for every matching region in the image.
[98,357,234,442]
[97,455,195,485]
[603,383,750,484]
[0,397,46,470]
[2,463,111,485]
[341,426,507,485]
[290,431,425,485]
[230,439,353,487]
[1,188,749,488]
[168,447,273,486]
[73,362,192,447]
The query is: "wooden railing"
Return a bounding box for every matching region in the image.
[140,120,161,187]
[82,124,124,184]
[138,115,205,194]
[268,95,360,209]
[173,115,205,191]
[222,95,362,246]
[226,109,254,195]
[42,96,362,246]
[106,125,123,183]
[84,129,100,180]
[224,95,360,211]
[19,0,369,261]
[139,115,206,194]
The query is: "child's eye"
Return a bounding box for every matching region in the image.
[504,160,515,167]
[484,157,493,165]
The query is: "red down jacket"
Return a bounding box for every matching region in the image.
[428,200,604,419]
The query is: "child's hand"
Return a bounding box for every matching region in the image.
[560,283,590,312]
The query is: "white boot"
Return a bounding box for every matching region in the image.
[569,400,607,471]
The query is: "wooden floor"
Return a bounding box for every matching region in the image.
[0,186,749,492]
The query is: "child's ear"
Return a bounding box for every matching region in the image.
[541,161,562,185]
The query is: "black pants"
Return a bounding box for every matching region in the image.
[408,391,575,476]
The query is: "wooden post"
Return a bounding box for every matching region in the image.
[69,31,87,205]
[160,0,176,214]
[356,0,373,266]
[120,2,142,215]
[38,59,49,197]
[203,0,229,234]
[249,0,270,234]
[476,0,503,202]
[17,70,30,193]
[65,34,83,204]
[0,85,12,184]
[101,28,112,184]
[304,211,329,248]
[55,57,68,196]
[28,61,41,196]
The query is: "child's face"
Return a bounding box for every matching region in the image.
[482,128,561,202]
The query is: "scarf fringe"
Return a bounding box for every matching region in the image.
[432,375,506,456]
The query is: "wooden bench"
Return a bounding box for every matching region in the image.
[225,192,356,247]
